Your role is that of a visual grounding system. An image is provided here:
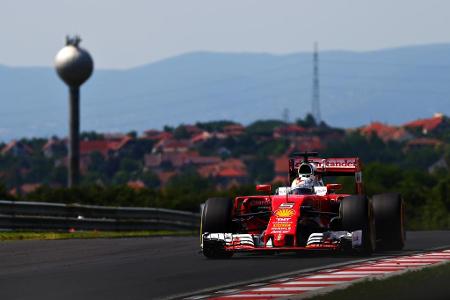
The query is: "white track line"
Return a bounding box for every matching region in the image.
[282,281,346,285]
[304,274,366,279]
[349,266,405,270]
[255,286,324,291]
[332,270,392,275]
[224,294,293,298]
[373,264,431,268]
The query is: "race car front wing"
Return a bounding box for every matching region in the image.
[202,230,363,252]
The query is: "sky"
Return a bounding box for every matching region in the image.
[1,0,450,69]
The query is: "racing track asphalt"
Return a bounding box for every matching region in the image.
[0,231,449,300]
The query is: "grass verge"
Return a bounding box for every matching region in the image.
[0,230,194,241]
[308,261,450,300]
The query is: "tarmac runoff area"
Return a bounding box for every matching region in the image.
[0,231,449,300]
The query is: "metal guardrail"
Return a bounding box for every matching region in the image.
[0,200,200,231]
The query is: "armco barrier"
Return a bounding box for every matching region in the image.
[0,200,200,231]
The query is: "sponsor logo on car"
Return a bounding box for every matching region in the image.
[275,208,295,218]
[272,223,291,228]
[275,217,292,222]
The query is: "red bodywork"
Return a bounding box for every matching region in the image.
[224,157,363,252]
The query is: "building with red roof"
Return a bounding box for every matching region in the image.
[42,138,67,158]
[1,140,33,157]
[190,131,227,144]
[272,156,289,184]
[142,130,173,141]
[127,180,146,190]
[9,183,41,196]
[156,171,177,186]
[361,122,413,142]
[289,136,324,151]
[79,136,134,160]
[273,124,306,139]
[144,151,221,170]
[403,113,447,135]
[405,137,443,151]
[153,138,191,153]
[182,124,203,136]
[198,158,248,188]
[223,124,245,136]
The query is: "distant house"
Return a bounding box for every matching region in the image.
[290,136,324,151]
[42,138,67,158]
[79,136,134,158]
[142,130,173,142]
[1,140,33,157]
[273,124,306,139]
[191,132,213,144]
[190,131,227,144]
[223,124,245,137]
[145,152,198,169]
[54,155,91,174]
[404,137,443,151]
[198,158,249,188]
[360,122,413,142]
[127,180,146,190]
[272,156,289,184]
[403,113,447,135]
[428,157,448,174]
[152,138,191,153]
[144,151,220,170]
[182,124,203,136]
[9,183,41,196]
[156,171,177,186]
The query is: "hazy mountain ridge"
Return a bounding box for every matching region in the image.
[1,44,450,141]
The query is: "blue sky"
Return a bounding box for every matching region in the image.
[1,0,450,69]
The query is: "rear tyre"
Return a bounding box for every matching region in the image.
[340,195,376,255]
[373,193,405,250]
[201,198,233,259]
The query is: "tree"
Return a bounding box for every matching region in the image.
[173,125,190,139]
[196,120,237,132]
[0,182,14,200]
[296,113,317,128]
[141,171,160,189]
[246,120,286,137]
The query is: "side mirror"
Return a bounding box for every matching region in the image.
[256,184,272,193]
[326,183,342,191]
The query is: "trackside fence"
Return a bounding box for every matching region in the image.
[0,200,200,231]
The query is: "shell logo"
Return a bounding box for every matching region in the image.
[275,208,295,218]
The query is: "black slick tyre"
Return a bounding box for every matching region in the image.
[201,197,233,259]
[340,195,376,255]
[372,193,405,250]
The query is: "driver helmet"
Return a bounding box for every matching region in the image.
[298,163,314,178]
[298,163,317,183]
[291,176,315,194]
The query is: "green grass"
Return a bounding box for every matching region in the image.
[0,230,194,241]
[309,261,450,300]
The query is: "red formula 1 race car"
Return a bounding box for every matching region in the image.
[201,152,405,258]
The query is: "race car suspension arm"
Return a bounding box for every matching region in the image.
[300,206,338,217]
[232,211,272,219]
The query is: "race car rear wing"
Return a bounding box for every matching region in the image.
[289,156,363,194]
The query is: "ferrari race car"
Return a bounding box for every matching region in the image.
[201,152,405,258]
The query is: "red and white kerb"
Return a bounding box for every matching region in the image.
[187,249,450,300]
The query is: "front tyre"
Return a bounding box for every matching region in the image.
[201,198,233,259]
[373,193,405,250]
[340,195,376,255]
